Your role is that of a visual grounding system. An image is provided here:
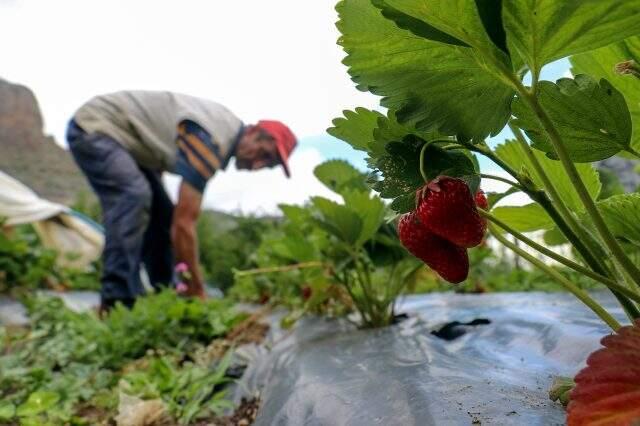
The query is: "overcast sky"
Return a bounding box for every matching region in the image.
[0,0,570,213]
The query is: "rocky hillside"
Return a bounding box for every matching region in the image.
[0,78,91,205]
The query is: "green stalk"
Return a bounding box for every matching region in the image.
[383,262,398,303]
[490,226,621,331]
[457,141,523,184]
[531,194,608,273]
[461,124,638,316]
[479,173,525,191]
[517,86,640,287]
[459,130,631,291]
[480,209,640,305]
[234,261,324,277]
[625,146,640,160]
[340,271,370,326]
[509,123,597,245]
[351,252,377,323]
[517,177,640,319]
[418,139,459,182]
[419,142,430,183]
[509,122,620,278]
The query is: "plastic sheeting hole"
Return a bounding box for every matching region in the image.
[431,318,491,341]
[392,312,410,324]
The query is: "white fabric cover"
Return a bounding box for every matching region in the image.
[0,170,65,225]
[0,170,103,268]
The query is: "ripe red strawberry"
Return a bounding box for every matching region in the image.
[301,286,312,301]
[475,190,488,210]
[474,190,488,242]
[416,176,486,248]
[398,212,469,283]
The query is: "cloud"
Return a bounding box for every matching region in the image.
[164,147,340,215]
[1,1,567,215]
[0,0,379,145]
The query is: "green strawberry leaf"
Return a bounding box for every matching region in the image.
[327,107,385,152]
[17,391,60,417]
[492,203,554,233]
[371,110,430,158]
[596,193,640,248]
[311,197,363,245]
[373,0,468,47]
[329,108,446,161]
[568,319,640,425]
[543,227,568,246]
[279,204,313,227]
[486,187,520,208]
[503,0,640,77]
[372,139,424,200]
[336,0,515,142]
[314,160,370,195]
[390,193,416,214]
[270,232,319,262]
[342,189,387,245]
[0,402,15,420]
[570,36,640,157]
[474,0,508,55]
[380,0,510,66]
[512,75,632,162]
[495,139,601,213]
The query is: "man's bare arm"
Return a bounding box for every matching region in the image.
[171,181,206,298]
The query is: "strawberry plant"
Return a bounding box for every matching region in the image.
[0,222,100,295]
[331,0,640,330]
[0,291,245,424]
[331,1,640,420]
[232,160,423,328]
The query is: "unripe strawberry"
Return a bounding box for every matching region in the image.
[475,190,488,210]
[416,176,486,248]
[398,212,469,283]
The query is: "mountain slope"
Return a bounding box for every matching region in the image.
[0,78,91,205]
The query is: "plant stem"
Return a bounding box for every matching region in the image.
[528,194,606,272]
[517,86,640,287]
[457,141,522,183]
[480,209,640,304]
[479,173,525,191]
[522,172,640,319]
[234,261,324,277]
[490,226,621,331]
[509,123,611,271]
[339,270,370,326]
[351,251,379,323]
[384,262,398,302]
[624,146,640,160]
[419,142,430,183]
[467,127,639,316]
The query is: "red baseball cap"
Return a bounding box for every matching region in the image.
[256,120,297,178]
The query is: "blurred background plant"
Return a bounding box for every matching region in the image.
[231,160,426,328]
[0,290,244,425]
[0,220,101,295]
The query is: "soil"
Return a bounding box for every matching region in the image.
[196,397,261,426]
[226,308,271,346]
[74,404,116,426]
[193,308,270,366]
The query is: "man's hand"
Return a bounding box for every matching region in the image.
[171,181,206,299]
